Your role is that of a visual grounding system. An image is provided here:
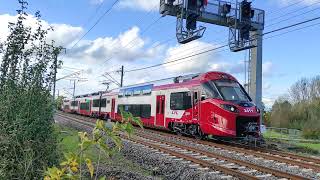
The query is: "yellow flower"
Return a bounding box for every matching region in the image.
[70,166,78,173]
[70,161,78,167]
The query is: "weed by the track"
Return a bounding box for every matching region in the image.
[55,124,153,177]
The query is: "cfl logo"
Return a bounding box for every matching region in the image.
[244,108,254,113]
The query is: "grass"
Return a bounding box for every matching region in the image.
[54,124,152,177]
[262,130,320,155]
[297,143,320,154]
[263,130,289,139]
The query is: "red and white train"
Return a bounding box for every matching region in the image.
[62,71,261,141]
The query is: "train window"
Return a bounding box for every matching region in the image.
[141,105,151,118]
[117,104,151,118]
[117,105,124,113]
[142,89,152,95]
[156,101,160,114]
[125,91,133,96]
[170,92,192,110]
[133,90,141,96]
[106,100,110,104]
[71,101,78,106]
[131,105,141,117]
[194,92,198,104]
[80,103,89,110]
[161,100,164,114]
[118,92,124,98]
[93,99,100,107]
[101,99,107,107]
[202,82,221,99]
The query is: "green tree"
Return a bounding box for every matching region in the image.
[0,1,63,178]
[270,100,292,128]
[56,96,65,110]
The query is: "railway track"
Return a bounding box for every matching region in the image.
[54,112,319,179]
[56,112,320,168]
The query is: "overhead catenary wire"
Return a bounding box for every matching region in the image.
[82,0,107,28]
[266,0,320,25]
[122,15,320,73]
[266,0,309,16]
[70,0,120,49]
[118,21,320,91]
[104,16,163,63]
[266,3,320,28]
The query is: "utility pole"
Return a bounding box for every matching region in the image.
[52,48,59,103]
[52,47,66,102]
[72,80,76,100]
[249,30,263,124]
[120,65,124,87]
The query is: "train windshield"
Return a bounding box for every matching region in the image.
[202,80,250,102]
[215,80,250,102]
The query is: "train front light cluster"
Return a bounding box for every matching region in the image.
[220,104,238,113]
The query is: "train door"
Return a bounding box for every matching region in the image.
[111,98,115,119]
[193,90,200,121]
[155,95,165,127]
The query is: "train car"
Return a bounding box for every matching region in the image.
[100,92,117,120]
[114,71,261,141]
[78,95,92,116]
[70,99,79,114]
[64,71,261,141]
[90,92,102,118]
[62,100,71,113]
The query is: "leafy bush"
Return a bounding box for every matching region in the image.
[270,77,320,139]
[45,109,143,179]
[0,1,63,178]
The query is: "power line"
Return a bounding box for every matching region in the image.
[70,0,120,49]
[266,0,320,24]
[123,16,320,73]
[265,21,320,40]
[267,0,306,15]
[264,16,320,35]
[104,16,163,63]
[125,44,228,73]
[82,1,107,28]
[99,5,159,60]
[266,4,320,28]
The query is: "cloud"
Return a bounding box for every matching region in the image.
[68,26,164,63]
[0,13,165,97]
[163,41,220,74]
[262,97,275,109]
[118,0,159,11]
[0,13,83,48]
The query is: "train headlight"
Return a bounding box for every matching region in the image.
[256,107,260,113]
[220,104,238,113]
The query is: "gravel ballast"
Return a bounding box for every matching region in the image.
[55,115,236,180]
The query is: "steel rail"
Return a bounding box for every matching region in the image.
[56,112,320,171]
[138,127,320,171]
[136,133,309,180]
[123,136,258,180]
[55,114,258,179]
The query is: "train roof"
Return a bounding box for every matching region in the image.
[153,71,237,90]
[71,71,237,99]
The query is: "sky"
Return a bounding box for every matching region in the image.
[0,0,319,107]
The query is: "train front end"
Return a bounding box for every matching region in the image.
[198,72,262,143]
